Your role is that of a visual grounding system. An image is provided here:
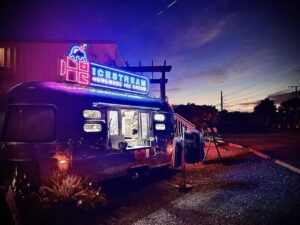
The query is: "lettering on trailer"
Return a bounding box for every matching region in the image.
[60,44,149,95]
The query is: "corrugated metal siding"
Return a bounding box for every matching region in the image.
[0,41,126,94]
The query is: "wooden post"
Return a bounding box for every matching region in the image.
[118,61,171,100]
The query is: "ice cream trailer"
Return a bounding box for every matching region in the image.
[0,44,176,190]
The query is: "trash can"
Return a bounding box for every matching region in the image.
[173,139,182,168]
[184,131,204,164]
[199,133,205,161]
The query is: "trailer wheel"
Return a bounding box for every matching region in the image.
[1,188,16,225]
[127,166,149,180]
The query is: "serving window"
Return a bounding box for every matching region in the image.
[108,109,151,150]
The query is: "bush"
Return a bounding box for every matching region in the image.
[39,171,106,209]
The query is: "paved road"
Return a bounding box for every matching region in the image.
[72,145,300,225]
[223,131,300,168]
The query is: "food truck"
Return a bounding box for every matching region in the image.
[0,44,176,189]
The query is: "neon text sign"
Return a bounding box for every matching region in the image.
[60,44,149,95]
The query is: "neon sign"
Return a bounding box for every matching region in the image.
[60,44,149,95]
[69,44,88,61]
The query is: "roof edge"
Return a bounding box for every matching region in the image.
[0,38,117,44]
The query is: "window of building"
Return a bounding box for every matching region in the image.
[0,48,4,67]
[0,47,11,69]
[6,48,10,68]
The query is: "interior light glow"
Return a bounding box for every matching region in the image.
[154,113,165,121]
[59,159,67,164]
[83,110,101,119]
[83,123,102,132]
[155,123,166,130]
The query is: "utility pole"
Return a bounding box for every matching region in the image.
[289,85,300,128]
[289,86,300,100]
[221,91,223,111]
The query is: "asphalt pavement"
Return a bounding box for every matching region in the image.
[223,131,300,168]
[81,143,300,225]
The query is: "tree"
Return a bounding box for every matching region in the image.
[173,103,218,130]
[278,98,300,128]
[254,98,277,129]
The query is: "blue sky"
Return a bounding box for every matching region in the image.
[1,0,300,111]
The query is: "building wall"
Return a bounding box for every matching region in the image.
[0,40,125,95]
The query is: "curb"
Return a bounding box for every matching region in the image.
[248,148,300,175]
[249,148,271,159]
[274,159,300,174]
[228,142,244,148]
[226,140,300,175]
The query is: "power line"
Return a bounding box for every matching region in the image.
[213,80,269,106]
[223,82,263,98]
[214,86,283,106]
[226,82,287,102]
[213,62,300,108]
[224,89,289,107]
[218,76,298,108]
[224,88,290,105]
[221,66,299,99]
[223,86,291,110]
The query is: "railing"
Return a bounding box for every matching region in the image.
[175,113,197,138]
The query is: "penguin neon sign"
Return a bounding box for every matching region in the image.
[60,44,149,95]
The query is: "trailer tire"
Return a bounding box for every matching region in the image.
[0,191,15,225]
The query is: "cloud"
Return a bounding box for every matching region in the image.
[168,12,236,52]
[294,65,300,73]
[182,18,227,47]
[192,67,229,84]
[268,91,293,104]
[167,87,183,92]
[180,57,251,84]
[151,87,183,92]
[173,47,278,85]
[230,90,293,108]
[238,101,260,106]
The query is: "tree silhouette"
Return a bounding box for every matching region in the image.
[278,98,300,128]
[173,103,218,130]
[254,98,277,129]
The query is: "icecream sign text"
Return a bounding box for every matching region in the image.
[60,44,149,95]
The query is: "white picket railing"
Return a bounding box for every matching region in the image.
[175,113,197,138]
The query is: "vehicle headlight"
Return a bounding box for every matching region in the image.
[83,110,101,119]
[83,123,102,132]
[155,123,166,131]
[154,113,165,121]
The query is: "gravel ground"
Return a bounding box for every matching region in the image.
[76,145,300,225]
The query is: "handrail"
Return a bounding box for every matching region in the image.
[175,113,197,134]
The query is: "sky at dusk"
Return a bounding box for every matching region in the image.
[1,0,300,111]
